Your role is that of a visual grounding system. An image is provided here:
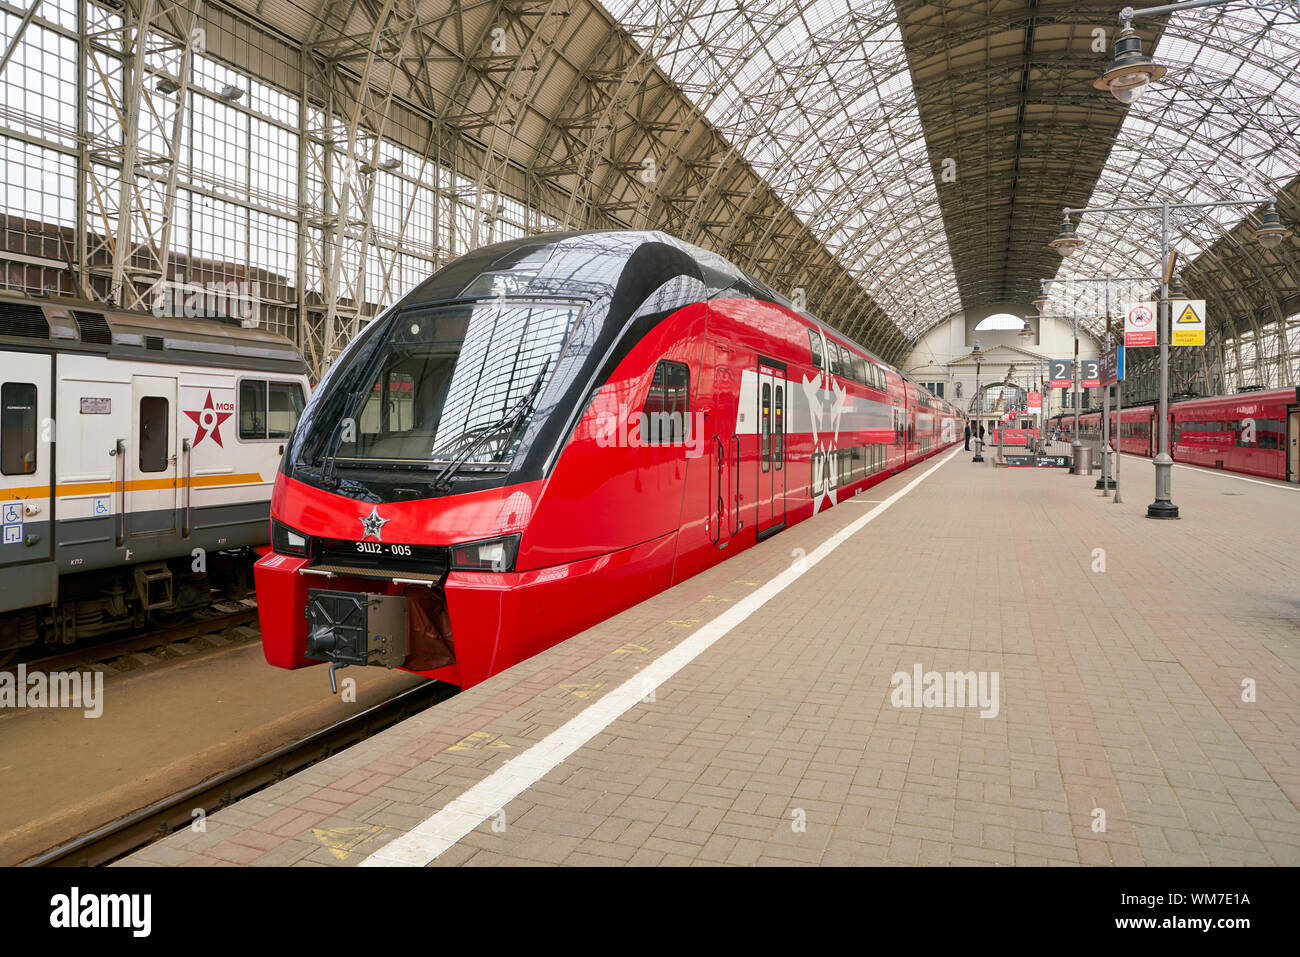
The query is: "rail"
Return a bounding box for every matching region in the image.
[24,679,458,866]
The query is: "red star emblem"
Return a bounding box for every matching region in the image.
[184,391,233,448]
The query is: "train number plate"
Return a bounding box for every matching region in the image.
[314,537,449,575]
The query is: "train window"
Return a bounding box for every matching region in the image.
[268,383,306,438]
[852,355,866,384]
[808,329,823,370]
[835,343,851,378]
[241,379,307,440]
[239,380,266,439]
[774,385,784,469]
[139,396,169,473]
[1,382,37,475]
[642,360,690,444]
[761,382,770,472]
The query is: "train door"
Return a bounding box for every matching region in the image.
[1288,406,1298,483]
[125,375,178,538]
[703,339,739,548]
[0,353,53,570]
[756,359,786,539]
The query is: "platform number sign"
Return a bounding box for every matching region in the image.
[1172,299,1207,346]
[1048,359,1072,388]
[1080,359,1101,388]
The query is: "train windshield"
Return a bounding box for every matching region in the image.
[327,299,582,468]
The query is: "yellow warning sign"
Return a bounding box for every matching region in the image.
[1171,299,1206,346]
[311,824,385,861]
[447,730,512,752]
[558,682,604,699]
[613,641,653,653]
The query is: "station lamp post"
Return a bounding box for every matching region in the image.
[971,339,984,462]
[1050,198,1290,518]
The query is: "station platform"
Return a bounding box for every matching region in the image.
[126,449,1300,867]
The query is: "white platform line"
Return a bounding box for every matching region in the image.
[359,447,962,867]
[1118,452,1298,492]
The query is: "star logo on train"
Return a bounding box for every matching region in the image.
[184,391,233,448]
[359,506,390,542]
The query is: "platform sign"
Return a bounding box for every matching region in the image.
[1172,299,1206,346]
[1048,359,1072,388]
[1027,390,1041,414]
[1125,302,1158,348]
[1080,359,1101,388]
[1100,346,1123,386]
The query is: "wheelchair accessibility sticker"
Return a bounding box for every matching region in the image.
[2,503,22,544]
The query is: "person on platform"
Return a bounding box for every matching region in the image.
[978,424,986,444]
[964,423,971,450]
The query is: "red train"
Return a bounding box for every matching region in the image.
[256,231,963,690]
[1049,386,1300,483]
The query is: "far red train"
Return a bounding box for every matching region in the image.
[256,231,964,691]
[1050,386,1300,482]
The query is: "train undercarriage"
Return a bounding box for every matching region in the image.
[0,549,257,664]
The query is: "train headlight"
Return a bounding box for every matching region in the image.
[272,519,311,557]
[450,534,520,572]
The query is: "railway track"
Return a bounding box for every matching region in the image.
[3,599,261,676]
[24,679,458,867]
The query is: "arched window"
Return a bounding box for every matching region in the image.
[974,313,1027,331]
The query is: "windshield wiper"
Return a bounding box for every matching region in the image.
[431,359,551,491]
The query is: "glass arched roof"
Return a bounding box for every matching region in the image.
[601,0,960,340]
[599,0,1298,360]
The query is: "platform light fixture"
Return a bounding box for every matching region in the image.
[218,84,245,102]
[1049,217,1085,257]
[1095,2,1288,106]
[1094,22,1166,105]
[1253,202,1293,250]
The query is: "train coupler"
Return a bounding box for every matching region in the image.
[304,589,409,693]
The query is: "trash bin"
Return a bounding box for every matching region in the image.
[1075,446,1093,475]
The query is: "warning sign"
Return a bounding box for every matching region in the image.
[1125,302,1157,348]
[1172,299,1206,346]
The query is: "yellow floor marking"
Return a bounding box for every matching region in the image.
[311,824,386,861]
[665,619,701,628]
[612,642,653,653]
[700,595,734,603]
[733,579,761,586]
[447,730,512,752]
[558,682,605,699]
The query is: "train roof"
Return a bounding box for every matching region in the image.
[0,294,307,375]
[397,228,911,387]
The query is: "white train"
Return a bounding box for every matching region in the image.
[0,294,310,660]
